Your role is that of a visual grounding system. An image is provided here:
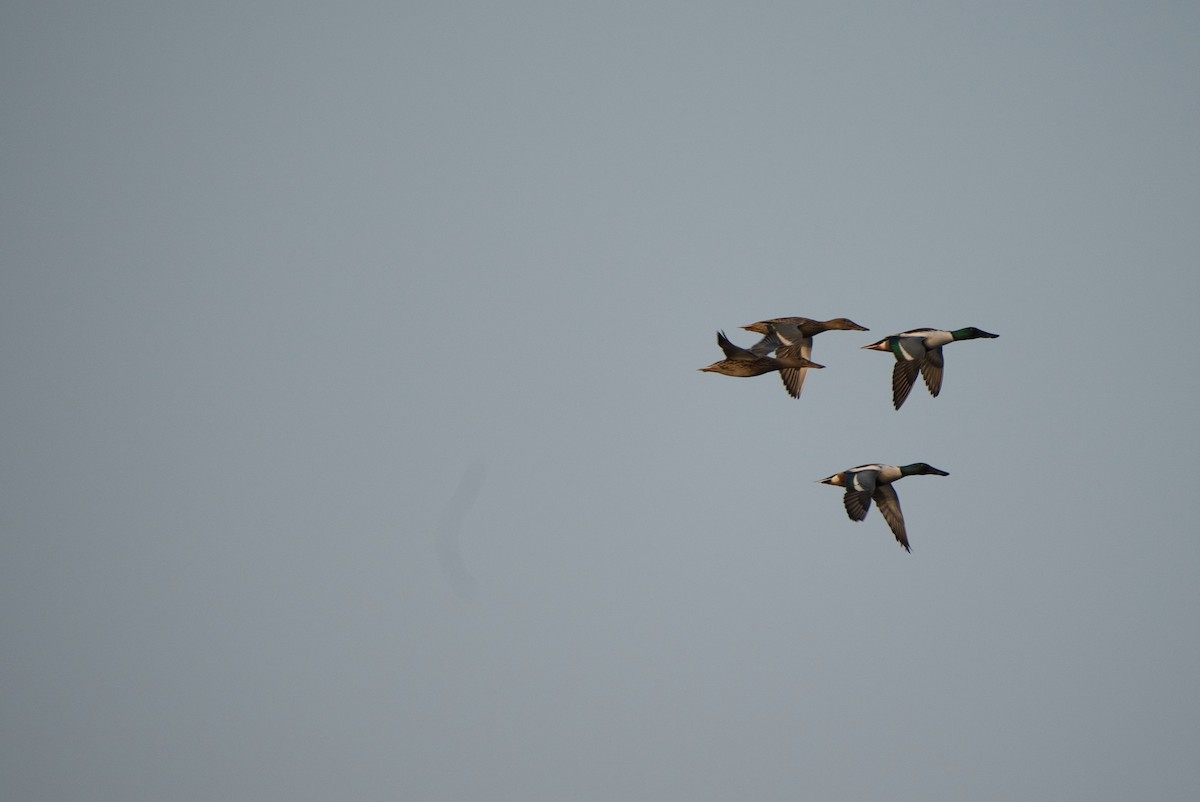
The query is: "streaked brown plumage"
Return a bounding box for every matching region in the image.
[742,316,870,344]
[739,317,868,397]
[699,330,824,394]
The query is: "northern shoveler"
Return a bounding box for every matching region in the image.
[740,317,868,397]
[819,462,949,552]
[863,327,998,409]
[700,330,824,393]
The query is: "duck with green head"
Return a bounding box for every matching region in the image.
[740,316,868,398]
[819,463,949,552]
[863,327,998,410]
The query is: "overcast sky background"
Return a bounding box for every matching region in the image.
[3,2,1199,800]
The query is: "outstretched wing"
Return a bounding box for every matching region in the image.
[892,359,922,410]
[872,484,910,552]
[776,338,814,398]
[920,347,944,397]
[842,470,878,522]
[747,332,780,356]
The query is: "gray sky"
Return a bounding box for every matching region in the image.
[3,2,1199,800]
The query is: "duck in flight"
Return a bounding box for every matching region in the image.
[699,330,824,393]
[740,316,868,398]
[862,327,998,409]
[819,462,949,552]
